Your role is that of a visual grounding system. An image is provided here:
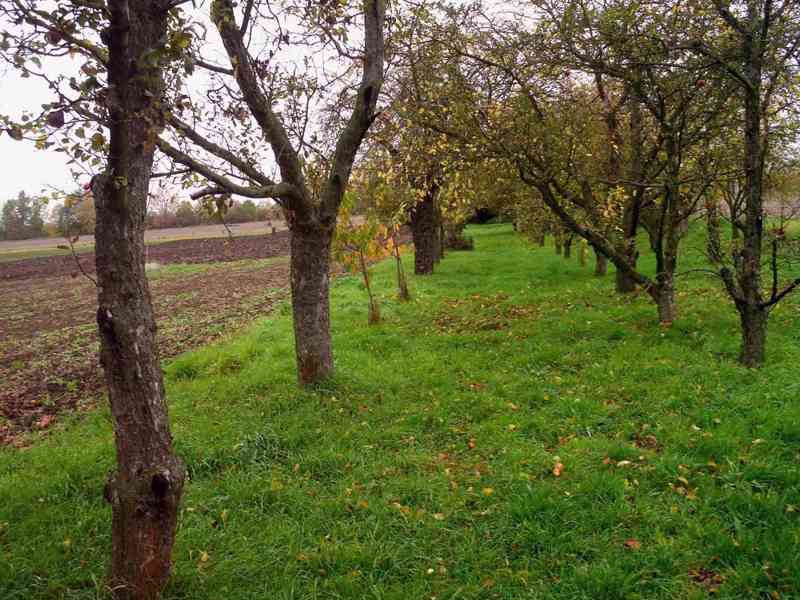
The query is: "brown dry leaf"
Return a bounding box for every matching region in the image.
[552,462,564,477]
[36,415,54,429]
[624,539,642,550]
[468,438,477,450]
[689,567,725,593]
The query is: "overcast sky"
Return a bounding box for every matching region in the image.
[0,1,323,209]
[0,66,77,204]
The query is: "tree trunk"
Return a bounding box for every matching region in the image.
[650,277,678,325]
[392,231,411,301]
[615,204,639,293]
[738,305,767,367]
[614,95,645,294]
[615,260,636,291]
[594,249,608,276]
[735,32,768,367]
[94,2,185,598]
[563,235,573,259]
[409,190,439,275]
[358,251,380,325]
[578,241,587,266]
[706,199,723,264]
[554,235,563,255]
[290,222,335,384]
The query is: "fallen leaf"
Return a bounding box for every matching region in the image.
[552,462,564,477]
[624,539,641,550]
[36,415,54,429]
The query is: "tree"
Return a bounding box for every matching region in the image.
[93,2,187,597]
[1,1,189,597]
[333,197,393,324]
[74,193,96,234]
[433,0,737,324]
[152,0,386,384]
[691,0,800,366]
[0,191,45,240]
[174,200,200,227]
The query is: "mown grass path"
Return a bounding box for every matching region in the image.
[1,224,799,599]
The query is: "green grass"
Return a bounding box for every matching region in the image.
[0,243,94,262]
[2,224,800,600]
[144,256,288,280]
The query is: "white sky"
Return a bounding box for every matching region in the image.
[0,68,77,204]
[0,0,345,209]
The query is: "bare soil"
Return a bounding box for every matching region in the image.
[0,220,286,253]
[0,230,290,282]
[0,232,292,446]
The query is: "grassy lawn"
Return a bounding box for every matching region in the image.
[1,224,799,599]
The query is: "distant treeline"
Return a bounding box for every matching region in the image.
[0,191,281,241]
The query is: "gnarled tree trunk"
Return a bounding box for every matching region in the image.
[738,304,767,366]
[410,188,439,275]
[594,249,608,276]
[94,2,185,598]
[620,96,643,293]
[290,222,335,384]
[615,198,640,292]
[651,280,677,324]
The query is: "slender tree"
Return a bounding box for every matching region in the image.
[1,1,189,597]
[154,0,386,384]
[95,1,186,597]
[691,0,800,365]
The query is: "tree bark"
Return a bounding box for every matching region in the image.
[563,235,573,259]
[554,234,563,255]
[648,132,683,325]
[594,249,608,276]
[616,188,641,292]
[706,198,723,264]
[652,281,677,324]
[738,305,767,367]
[94,2,184,598]
[410,188,439,275]
[735,25,767,367]
[391,230,411,301]
[290,222,335,384]
[615,252,637,290]
[207,0,385,384]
